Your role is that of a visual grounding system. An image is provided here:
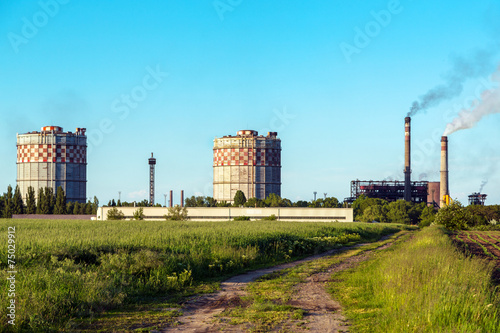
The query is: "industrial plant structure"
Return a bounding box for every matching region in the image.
[213,130,281,203]
[347,180,440,205]
[345,117,442,207]
[16,126,87,203]
[468,193,487,206]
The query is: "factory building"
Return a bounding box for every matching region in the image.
[468,193,487,206]
[213,130,281,203]
[347,180,440,206]
[345,117,441,207]
[16,126,87,203]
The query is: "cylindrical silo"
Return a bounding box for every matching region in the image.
[213,130,281,203]
[16,126,87,203]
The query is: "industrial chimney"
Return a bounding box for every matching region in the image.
[404,117,411,201]
[440,136,449,207]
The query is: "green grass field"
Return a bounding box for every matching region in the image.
[0,219,406,331]
[329,226,500,332]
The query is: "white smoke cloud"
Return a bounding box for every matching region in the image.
[443,67,500,135]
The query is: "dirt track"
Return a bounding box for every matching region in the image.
[161,237,399,332]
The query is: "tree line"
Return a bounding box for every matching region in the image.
[352,194,500,228]
[184,191,343,208]
[0,185,99,218]
[104,199,162,207]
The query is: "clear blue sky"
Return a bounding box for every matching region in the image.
[1,0,499,205]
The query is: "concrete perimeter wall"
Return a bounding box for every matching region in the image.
[97,207,353,222]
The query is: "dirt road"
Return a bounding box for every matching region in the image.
[160,236,400,333]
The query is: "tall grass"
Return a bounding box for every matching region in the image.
[329,226,500,332]
[0,219,406,331]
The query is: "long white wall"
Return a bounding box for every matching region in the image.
[97,207,353,222]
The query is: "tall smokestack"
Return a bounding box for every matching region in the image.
[404,117,411,201]
[440,136,449,207]
[169,190,173,208]
[181,190,184,207]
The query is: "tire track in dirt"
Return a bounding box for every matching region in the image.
[161,234,404,332]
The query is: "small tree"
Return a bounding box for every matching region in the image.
[26,186,36,214]
[265,193,281,207]
[107,207,125,220]
[36,188,44,214]
[92,196,99,215]
[165,205,188,221]
[54,186,66,214]
[12,185,25,215]
[42,187,55,214]
[244,197,265,208]
[419,205,436,227]
[133,207,144,220]
[73,202,81,215]
[3,185,13,218]
[85,201,93,214]
[361,204,387,222]
[233,190,247,206]
[386,200,411,224]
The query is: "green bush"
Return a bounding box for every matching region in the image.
[165,205,188,221]
[434,201,473,230]
[133,207,144,220]
[106,207,125,220]
[262,214,277,221]
[233,216,250,221]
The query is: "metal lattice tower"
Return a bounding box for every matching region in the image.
[148,153,156,206]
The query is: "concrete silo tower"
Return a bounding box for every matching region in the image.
[16,126,87,203]
[213,130,281,203]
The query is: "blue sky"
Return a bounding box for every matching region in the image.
[1,0,499,205]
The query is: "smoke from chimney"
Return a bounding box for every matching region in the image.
[479,179,488,193]
[408,49,498,117]
[443,66,500,135]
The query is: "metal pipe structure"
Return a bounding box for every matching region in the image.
[148,153,156,206]
[440,136,449,207]
[404,117,411,202]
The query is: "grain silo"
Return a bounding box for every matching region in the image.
[16,126,87,203]
[213,130,281,203]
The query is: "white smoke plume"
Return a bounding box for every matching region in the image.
[443,66,500,135]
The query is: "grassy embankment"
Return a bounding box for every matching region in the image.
[0,219,405,332]
[329,225,500,332]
